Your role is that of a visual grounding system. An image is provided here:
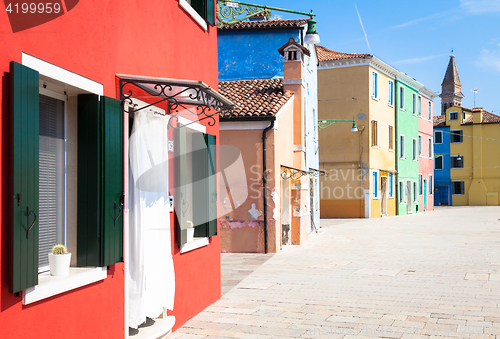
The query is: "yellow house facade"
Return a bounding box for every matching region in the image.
[316,47,397,218]
[445,106,500,206]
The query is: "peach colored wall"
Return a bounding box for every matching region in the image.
[219,99,295,253]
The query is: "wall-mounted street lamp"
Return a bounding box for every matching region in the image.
[217,0,320,44]
[318,119,358,132]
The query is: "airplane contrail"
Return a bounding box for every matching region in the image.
[355,4,372,54]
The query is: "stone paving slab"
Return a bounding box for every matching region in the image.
[175,206,500,338]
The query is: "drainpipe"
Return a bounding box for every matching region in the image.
[262,120,275,254]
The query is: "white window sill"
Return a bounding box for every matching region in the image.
[23,267,107,305]
[179,0,207,31]
[388,103,394,108]
[389,149,395,152]
[181,237,209,253]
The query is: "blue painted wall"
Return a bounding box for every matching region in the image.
[218,29,302,80]
[433,126,452,205]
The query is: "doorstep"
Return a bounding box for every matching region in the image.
[130,316,175,339]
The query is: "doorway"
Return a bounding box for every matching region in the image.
[281,176,291,246]
[406,180,412,213]
[380,177,387,216]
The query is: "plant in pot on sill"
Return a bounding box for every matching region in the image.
[186,221,194,243]
[48,244,71,276]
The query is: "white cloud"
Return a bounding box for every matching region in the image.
[393,54,446,65]
[460,0,500,14]
[477,49,500,72]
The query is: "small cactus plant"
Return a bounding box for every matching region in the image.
[51,244,68,255]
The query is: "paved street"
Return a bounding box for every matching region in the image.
[175,206,500,339]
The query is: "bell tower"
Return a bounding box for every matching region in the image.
[440,54,464,115]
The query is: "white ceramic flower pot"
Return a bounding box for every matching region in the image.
[48,253,71,276]
[187,228,194,243]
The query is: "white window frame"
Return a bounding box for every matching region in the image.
[412,93,417,116]
[178,0,208,30]
[399,181,404,203]
[434,130,443,144]
[388,125,394,151]
[428,138,432,158]
[400,135,405,159]
[413,181,418,202]
[371,119,378,147]
[388,79,394,106]
[449,111,458,120]
[21,53,107,305]
[451,129,463,143]
[399,86,405,110]
[435,155,444,170]
[451,155,463,169]
[452,181,465,195]
[428,101,432,120]
[412,138,417,161]
[419,174,423,196]
[372,71,378,100]
[429,175,433,195]
[418,135,422,157]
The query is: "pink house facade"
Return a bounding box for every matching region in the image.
[418,89,437,211]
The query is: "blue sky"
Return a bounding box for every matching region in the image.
[239,0,500,116]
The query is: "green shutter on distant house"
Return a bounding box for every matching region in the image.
[99,96,123,266]
[10,61,39,293]
[205,134,217,237]
[176,124,188,248]
[77,94,101,267]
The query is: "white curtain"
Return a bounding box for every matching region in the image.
[128,110,175,329]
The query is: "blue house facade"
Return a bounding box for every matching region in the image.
[433,115,452,205]
[218,18,320,235]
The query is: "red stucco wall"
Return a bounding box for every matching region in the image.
[0,1,220,337]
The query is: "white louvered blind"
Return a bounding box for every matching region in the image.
[39,95,65,270]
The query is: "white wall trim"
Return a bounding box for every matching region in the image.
[22,53,103,95]
[178,0,207,31]
[181,237,209,253]
[23,267,107,305]
[178,116,207,133]
[220,121,272,131]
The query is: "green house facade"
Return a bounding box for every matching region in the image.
[395,78,421,215]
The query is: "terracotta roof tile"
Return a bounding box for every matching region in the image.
[462,110,500,125]
[218,79,292,118]
[218,18,308,30]
[433,115,446,127]
[315,45,371,62]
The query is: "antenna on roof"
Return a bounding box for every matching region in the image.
[472,88,478,108]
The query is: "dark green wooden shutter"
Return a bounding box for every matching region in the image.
[205,134,217,237]
[175,124,188,248]
[10,61,39,293]
[100,96,123,266]
[461,182,465,195]
[77,94,101,267]
[77,95,123,267]
[206,0,215,26]
[193,133,208,237]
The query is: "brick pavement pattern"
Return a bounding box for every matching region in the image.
[175,206,500,338]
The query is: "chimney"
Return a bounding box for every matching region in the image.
[278,38,310,166]
[472,107,483,124]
